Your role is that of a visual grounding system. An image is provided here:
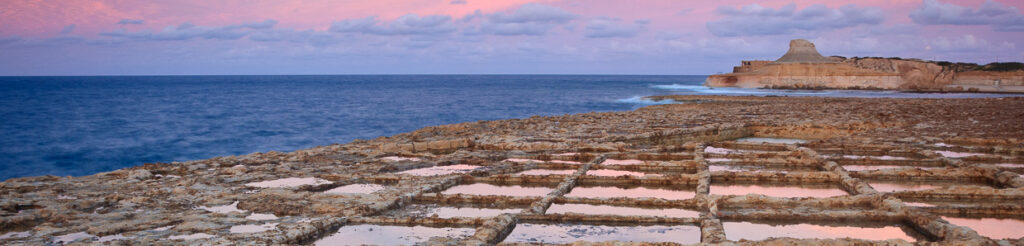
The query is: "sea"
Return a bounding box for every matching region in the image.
[0,75,1017,180]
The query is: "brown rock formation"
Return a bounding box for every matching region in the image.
[707,40,1024,93]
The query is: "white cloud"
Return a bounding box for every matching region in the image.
[909,0,1024,32]
[707,3,884,37]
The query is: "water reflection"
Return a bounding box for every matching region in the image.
[441,183,553,197]
[314,225,475,245]
[516,169,577,176]
[602,159,645,165]
[547,203,699,217]
[710,184,848,198]
[722,221,917,242]
[587,169,660,177]
[398,164,482,176]
[324,184,386,194]
[736,137,807,144]
[566,186,695,200]
[941,217,1024,240]
[504,223,700,244]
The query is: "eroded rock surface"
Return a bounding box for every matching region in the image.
[2,95,1023,245]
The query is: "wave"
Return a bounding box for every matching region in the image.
[651,84,772,94]
[615,96,679,105]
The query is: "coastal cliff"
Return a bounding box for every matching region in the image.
[706,39,1024,93]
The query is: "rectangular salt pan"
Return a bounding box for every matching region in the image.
[941,217,1024,240]
[314,225,475,246]
[516,169,577,176]
[587,169,660,177]
[324,184,386,194]
[710,184,848,198]
[546,203,700,218]
[736,137,807,144]
[935,151,985,158]
[566,186,695,200]
[245,177,330,188]
[505,158,581,164]
[397,164,482,176]
[441,183,553,197]
[418,207,520,218]
[504,223,700,244]
[869,182,945,193]
[602,159,645,165]
[722,222,917,242]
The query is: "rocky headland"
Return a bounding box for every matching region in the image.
[706,39,1024,93]
[2,96,1024,245]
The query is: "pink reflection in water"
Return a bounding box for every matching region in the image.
[935,151,985,158]
[441,183,553,197]
[722,222,916,242]
[505,223,700,244]
[904,202,936,207]
[505,159,581,164]
[841,155,909,160]
[566,186,695,200]
[553,152,578,156]
[602,159,645,165]
[423,207,520,218]
[587,169,660,177]
[324,184,386,194]
[315,225,475,245]
[843,165,908,171]
[995,163,1024,168]
[547,203,699,217]
[704,146,734,154]
[382,156,421,162]
[706,158,732,163]
[869,183,942,193]
[710,184,848,198]
[941,217,1024,240]
[516,169,576,176]
[398,164,482,176]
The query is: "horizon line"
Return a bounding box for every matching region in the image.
[0,73,713,77]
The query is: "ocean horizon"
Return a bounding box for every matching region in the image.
[1,74,1017,180]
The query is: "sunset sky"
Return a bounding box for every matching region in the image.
[2,0,1023,75]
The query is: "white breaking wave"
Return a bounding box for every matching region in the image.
[651,84,772,94]
[615,96,679,105]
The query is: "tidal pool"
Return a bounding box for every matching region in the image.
[314,225,475,245]
[722,221,918,242]
[941,217,1024,240]
[504,223,700,244]
[398,164,482,176]
[566,186,695,200]
[441,183,553,197]
[736,137,808,144]
[710,184,848,198]
[546,203,700,217]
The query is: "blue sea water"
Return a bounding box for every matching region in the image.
[0,75,1016,180]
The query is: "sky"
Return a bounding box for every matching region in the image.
[1,0,1023,75]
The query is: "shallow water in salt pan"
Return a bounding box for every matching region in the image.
[587,169,659,177]
[504,223,700,244]
[566,186,695,200]
[869,182,945,192]
[736,137,807,144]
[546,203,700,217]
[382,156,421,162]
[706,158,732,163]
[722,222,917,242]
[941,217,1024,240]
[244,177,330,188]
[710,184,848,198]
[843,165,916,171]
[441,183,553,197]
[398,164,482,176]
[324,183,386,194]
[407,206,520,218]
[602,159,645,165]
[246,213,279,220]
[505,158,581,164]
[515,169,576,176]
[168,233,216,240]
[314,225,475,245]
[840,155,910,160]
[935,151,986,158]
[199,201,245,214]
[230,223,279,233]
[995,163,1024,168]
[0,231,30,239]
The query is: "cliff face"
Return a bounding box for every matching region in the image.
[706,40,1024,93]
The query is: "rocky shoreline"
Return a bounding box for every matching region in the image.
[2,95,1024,245]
